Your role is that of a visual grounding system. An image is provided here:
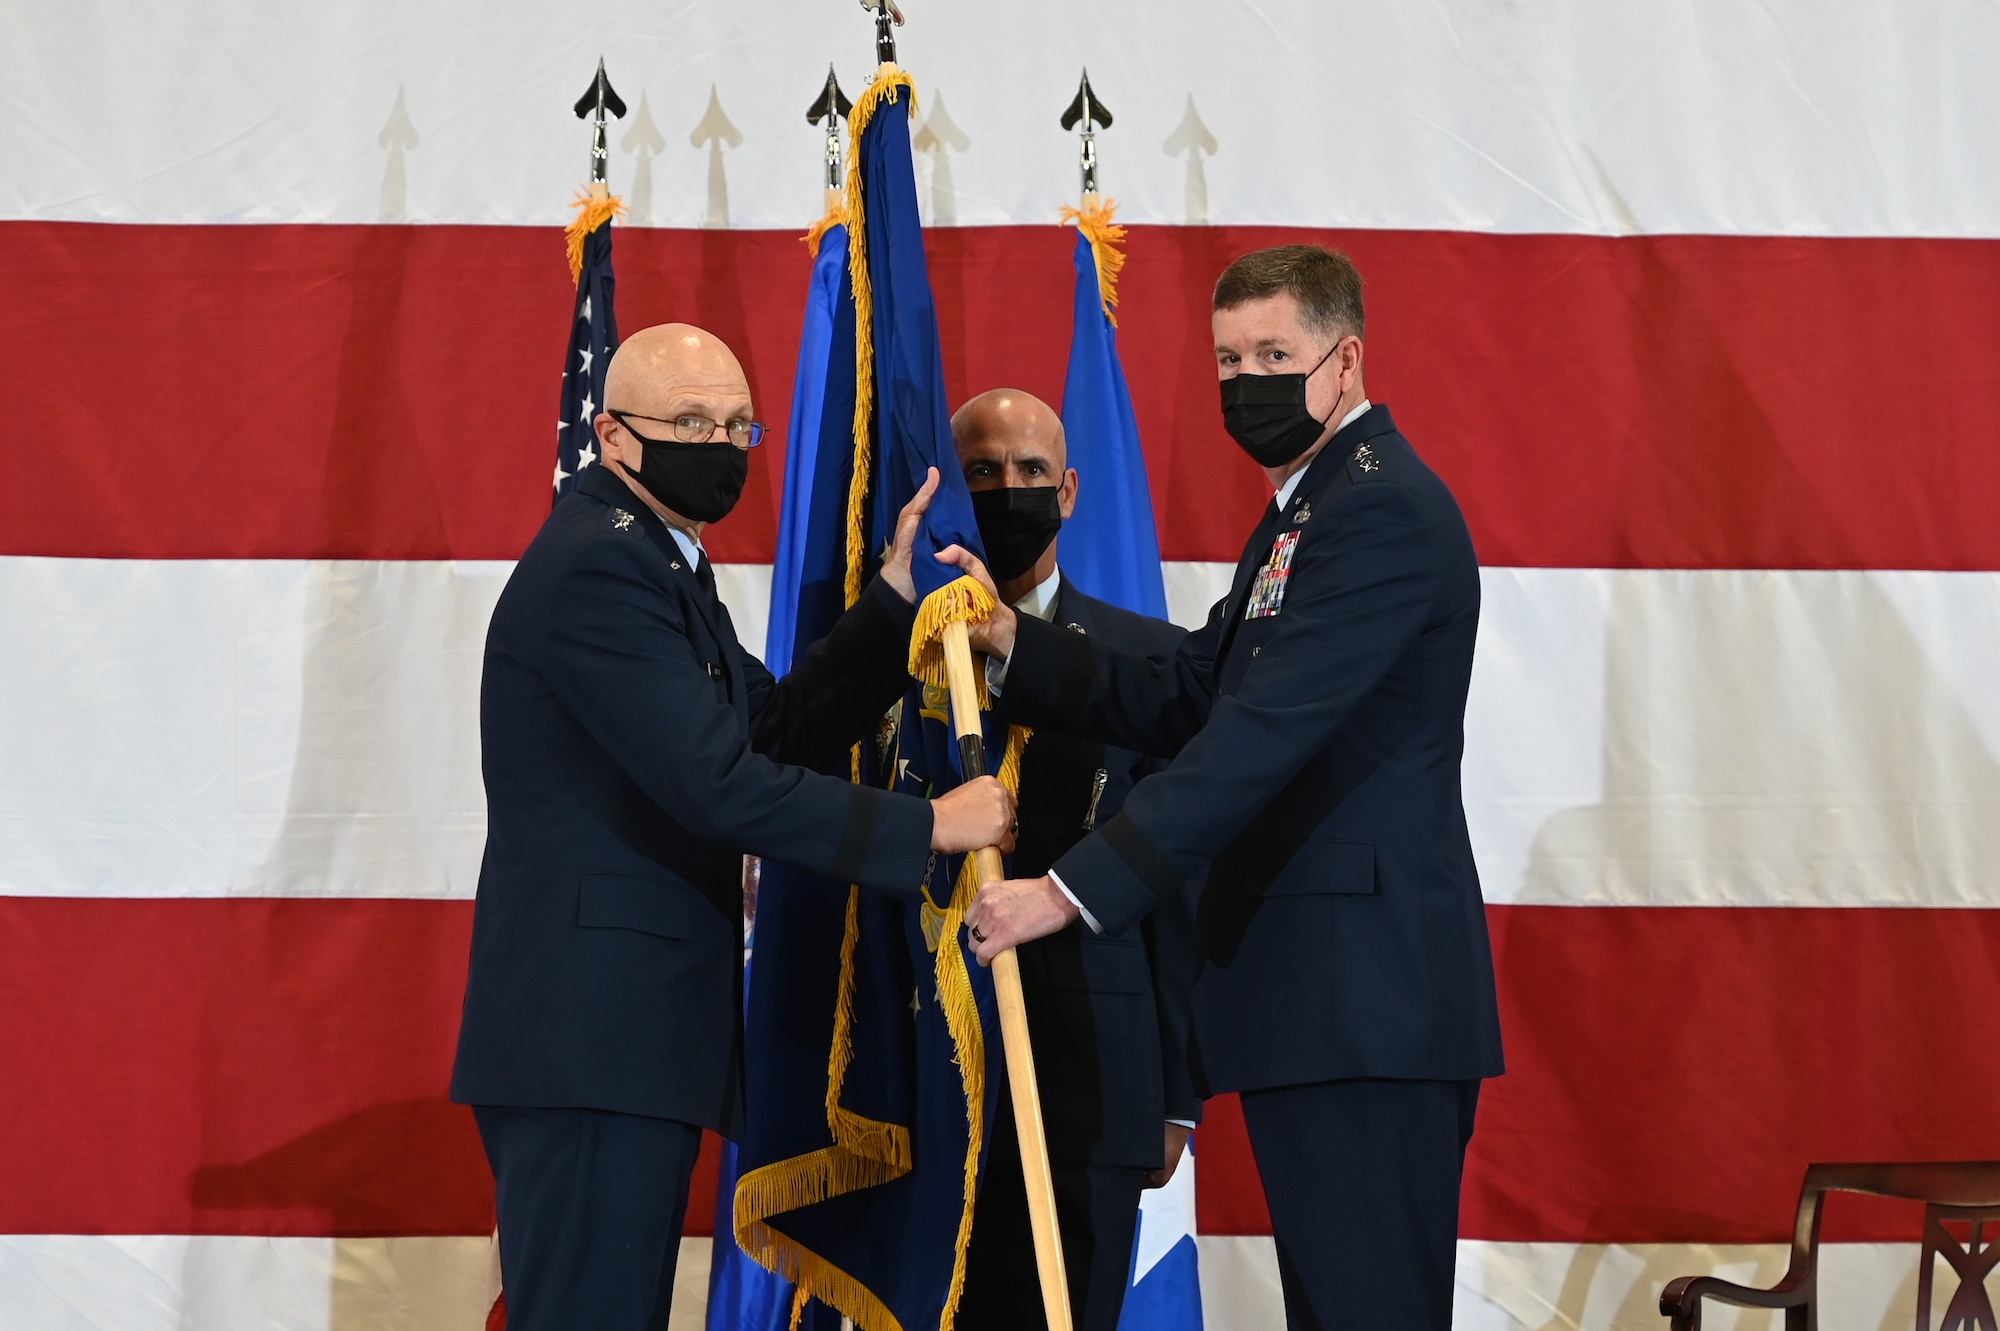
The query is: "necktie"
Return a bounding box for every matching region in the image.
[694,551,719,608]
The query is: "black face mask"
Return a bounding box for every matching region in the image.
[612,413,749,524]
[969,485,1064,581]
[1218,339,1345,468]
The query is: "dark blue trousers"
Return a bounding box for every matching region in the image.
[957,1099,1148,1331]
[474,1104,703,1331]
[1239,1078,1481,1331]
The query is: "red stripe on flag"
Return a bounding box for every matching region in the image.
[4,222,1997,568]
[1195,906,2000,1242]
[6,897,1999,1242]
[1465,904,2000,1244]
[0,895,728,1239]
[0,897,488,1236]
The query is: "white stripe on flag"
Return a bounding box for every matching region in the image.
[5,558,1996,904]
[0,1234,1936,1331]
[7,2,1996,236]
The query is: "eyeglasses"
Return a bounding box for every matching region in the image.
[608,408,768,449]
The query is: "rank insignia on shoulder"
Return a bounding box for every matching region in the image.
[1066,622,1087,635]
[1292,501,1312,525]
[611,508,636,531]
[1353,442,1381,473]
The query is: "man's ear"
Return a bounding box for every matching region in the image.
[1058,468,1079,520]
[1342,336,1365,388]
[594,413,624,468]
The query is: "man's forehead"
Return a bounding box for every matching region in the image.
[1213,293,1311,345]
[632,372,752,410]
[961,433,1057,461]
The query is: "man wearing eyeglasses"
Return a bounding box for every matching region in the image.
[452,323,1016,1331]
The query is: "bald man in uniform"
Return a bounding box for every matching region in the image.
[451,325,1014,1331]
[948,390,1199,1331]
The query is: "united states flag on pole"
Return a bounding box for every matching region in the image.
[555,200,620,500]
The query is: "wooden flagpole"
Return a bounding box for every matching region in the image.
[938,617,1073,1331]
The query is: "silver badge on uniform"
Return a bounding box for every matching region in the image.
[612,508,636,530]
[1354,442,1381,473]
[1292,501,1312,526]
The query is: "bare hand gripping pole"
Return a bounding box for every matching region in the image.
[939,620,1074,1331]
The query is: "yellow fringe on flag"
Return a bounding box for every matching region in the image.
[932,724,1030,1331]
[734,65,970,1331]
[1060,196,1128,327]
[841,67,918,610]
[803,194,848,260]
[564,190,625,285]
[908,574,998,708]
[825,883,913,1172]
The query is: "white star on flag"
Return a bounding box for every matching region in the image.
[577,438,596,469]
[552,461,571,493]
[578,346,594,374]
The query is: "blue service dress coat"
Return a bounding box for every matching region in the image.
[451,465,935,1135]
[1002,578,1201,1169]
[999,406,1505,1095]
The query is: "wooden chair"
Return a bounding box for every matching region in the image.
[1659,1162,2000,1330]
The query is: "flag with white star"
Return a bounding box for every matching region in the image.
[555,214,618,500]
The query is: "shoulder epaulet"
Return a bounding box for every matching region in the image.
[1346,439,1390,483]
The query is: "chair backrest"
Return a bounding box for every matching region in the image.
[1918,1205,2000,1331]
[1793,1164,2000,1331]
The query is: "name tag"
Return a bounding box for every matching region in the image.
[1244,530,1300,620]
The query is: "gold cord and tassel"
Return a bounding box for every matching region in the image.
[563,190,625,285]
[1059,196,1127,327]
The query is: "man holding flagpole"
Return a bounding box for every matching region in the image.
[955,246,1505,1330]
[946,388,1198,1331]
[452,323,1014,1331]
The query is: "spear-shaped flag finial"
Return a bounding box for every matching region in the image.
[858,0,905,68]
[806,64,854,192]
[573,58,628,197]
[1060,70,1114,199]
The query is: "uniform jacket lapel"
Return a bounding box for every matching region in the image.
[575,466,745,710]
[1215,404,1399,667]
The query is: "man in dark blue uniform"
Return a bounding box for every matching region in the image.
[450,324,1014,1331]
[958,249,1505,1330]
[945,390,1198,1331]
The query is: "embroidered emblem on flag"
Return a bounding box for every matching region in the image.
[1245,529,1301,619]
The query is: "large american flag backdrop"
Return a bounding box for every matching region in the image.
[4,4,1997,1328]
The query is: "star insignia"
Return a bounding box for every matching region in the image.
[1354,442,1381,473]
[612,509,636,531]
